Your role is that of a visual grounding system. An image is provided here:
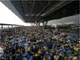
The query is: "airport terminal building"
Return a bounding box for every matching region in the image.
[0,0,80,60]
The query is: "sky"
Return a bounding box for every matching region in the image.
[0,1,32,27]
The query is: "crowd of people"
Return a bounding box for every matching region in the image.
[0,27,79,60]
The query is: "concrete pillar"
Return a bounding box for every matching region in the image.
[14,25,17,38]
[35,21,37,26]
[45,21,48,26]
[1,25,3,30]
[39,22,40,26]
[8,25,9,29]
[0,25,1,40]
[1,25,3,40]
[12,25,14,28]
[43,22,44,27]
[42,22,45,28]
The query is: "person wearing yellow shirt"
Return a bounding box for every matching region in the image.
[28,47,31,52]
[39,40,42,42]
[2,45,6,50]
[38,49,42,54]
[22,58,27,60]
[54,55,59,60]
[65,44,69,47]
[74,46,79,52]
[64,57,68,60]
[36,40,39,43]
[72,56,78,60]
[35,54,39,57]
[45,47,48,51]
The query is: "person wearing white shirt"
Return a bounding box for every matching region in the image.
[0,46,4,59]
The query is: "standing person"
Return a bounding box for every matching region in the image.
[24,41,29,52]
[0,46,4,59]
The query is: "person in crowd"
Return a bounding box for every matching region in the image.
[0,27,79,60]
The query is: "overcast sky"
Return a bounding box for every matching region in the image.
[0,1,32,26]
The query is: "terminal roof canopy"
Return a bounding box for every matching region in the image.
[1,0,79,23]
